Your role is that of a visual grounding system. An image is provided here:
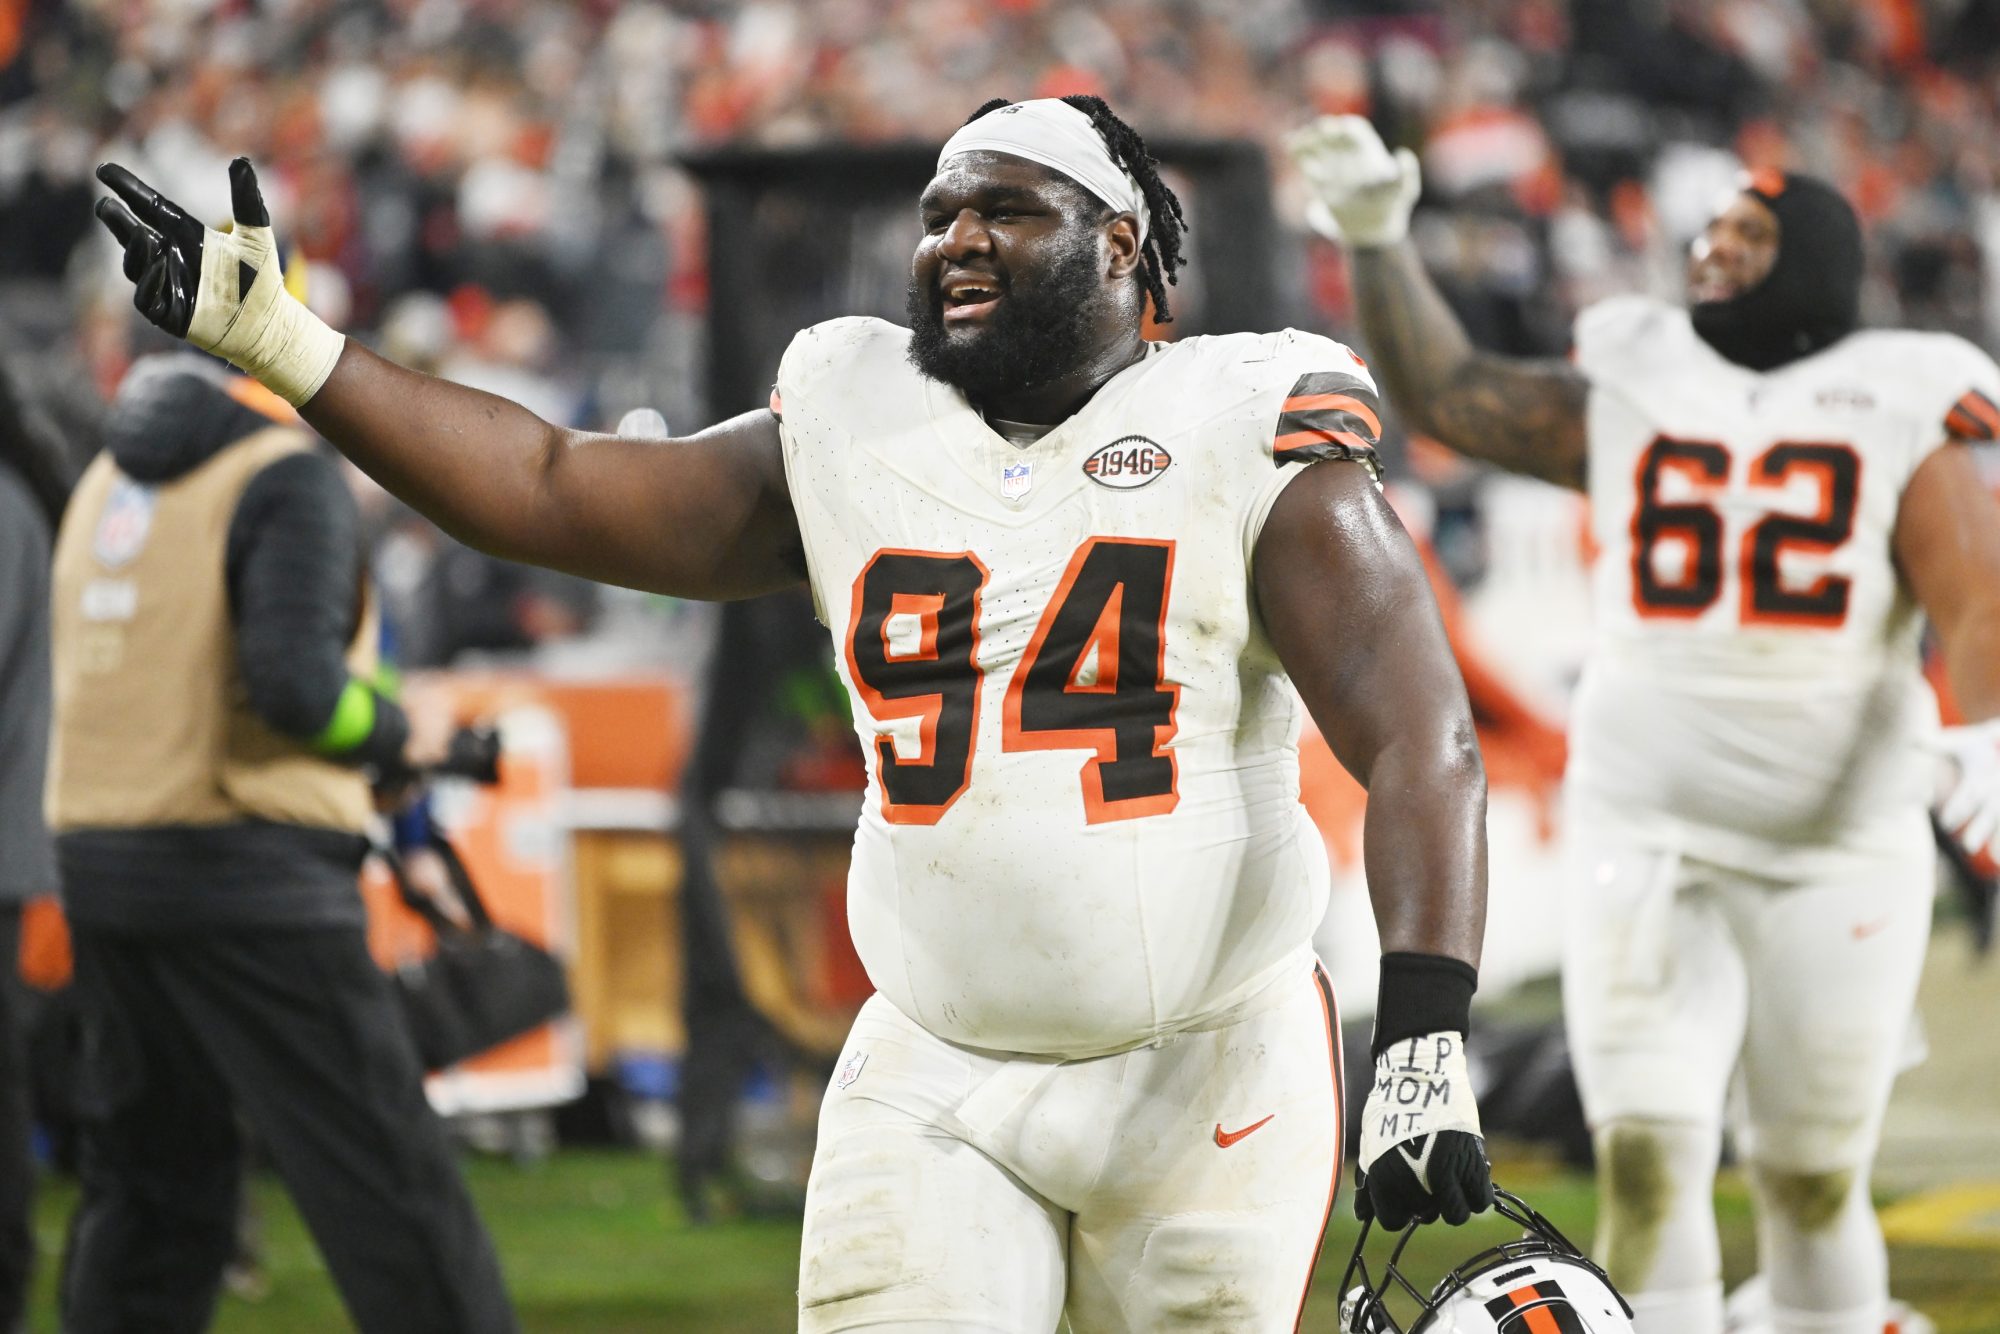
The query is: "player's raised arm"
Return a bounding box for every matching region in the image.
[1254,459,1491,1230]
[1287,117,1588,490]
[93,158,803,601]
[301,349,801,600]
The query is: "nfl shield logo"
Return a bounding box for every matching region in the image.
[1000,460,1033,500]
[94,478,157,569]
[836,1050,869,1089]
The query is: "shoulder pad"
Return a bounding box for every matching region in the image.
[1572,295,1679,381]
[773,317,908,415]
[1921,334,2000,443]
[1834,329,2000,443]
[1262,329,1383,475]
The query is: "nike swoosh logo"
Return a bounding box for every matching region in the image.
[1852,916,1893,940]
[1213,1114,1275,1148]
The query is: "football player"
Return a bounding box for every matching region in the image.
[96,97,1493,1329]
[1292,116,2000,1334]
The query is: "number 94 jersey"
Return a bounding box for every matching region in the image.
[1572,294,2000,869]
[776,317,1381,1059]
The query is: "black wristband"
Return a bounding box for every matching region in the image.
[1371,951,1478,1057]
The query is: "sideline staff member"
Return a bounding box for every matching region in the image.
[0,364,65,1334]
[46,355,515,1332]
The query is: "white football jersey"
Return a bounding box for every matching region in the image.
[1571,295,2000,868]
[776,317,1380,1057]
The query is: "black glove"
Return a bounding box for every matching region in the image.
[94,159,257,337]
[1355,952,1492,1230]
[93,157,345,407]
[1354,1126,1493,1229]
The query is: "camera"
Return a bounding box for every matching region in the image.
[372,723,502,802]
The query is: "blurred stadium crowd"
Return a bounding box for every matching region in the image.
[7,0,2000,658]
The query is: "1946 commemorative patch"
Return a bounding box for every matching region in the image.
[1082,436,1172,489]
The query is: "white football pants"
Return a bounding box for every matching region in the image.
[798,955,1344,1332]
[1562,812,1931,1169]
[1561,804,1932,1331]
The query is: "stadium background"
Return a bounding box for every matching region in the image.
[5,0,2000,1328]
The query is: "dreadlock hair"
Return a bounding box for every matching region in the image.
[960,95,1190,322]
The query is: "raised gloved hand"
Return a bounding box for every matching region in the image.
[1355,1029,1493,1229]
[1285,114,1422,248]
[1932,719,2000,858]
[93,157,344,407]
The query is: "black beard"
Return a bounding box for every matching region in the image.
[905,237,1105,407]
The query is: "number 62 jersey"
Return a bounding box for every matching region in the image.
[775,317,1381,1059]
[1572,294,2000,872]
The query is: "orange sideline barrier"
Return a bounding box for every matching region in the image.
[434,674,691,791]
[364,692,584,1112]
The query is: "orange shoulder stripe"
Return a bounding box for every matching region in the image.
[1959,390,2000,435]
[1275,427,1373,455]
[1281,393,1382,437]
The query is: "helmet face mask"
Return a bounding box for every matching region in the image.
[1338,1188,1636,1334]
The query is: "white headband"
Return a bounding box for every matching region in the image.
[936,99,1150,243]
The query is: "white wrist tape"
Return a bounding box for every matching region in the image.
[1359,1029,1481,1172]
[191,221,345,407]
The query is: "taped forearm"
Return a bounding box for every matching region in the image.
[174,161,344,406]
[218,276,345,408]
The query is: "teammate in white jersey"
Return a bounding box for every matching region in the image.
[95,97,1495,1329]
[1293,117,2000,1334]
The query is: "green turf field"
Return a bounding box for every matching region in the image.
[26,935,2000,1329]
[23,1148,2000,1332]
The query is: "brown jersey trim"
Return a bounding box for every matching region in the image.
[1292,963,1346,1333]
[1276,373,1383,475]
[1945,388,1999,442]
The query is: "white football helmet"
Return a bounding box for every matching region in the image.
[1338,1187,1635,1333]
